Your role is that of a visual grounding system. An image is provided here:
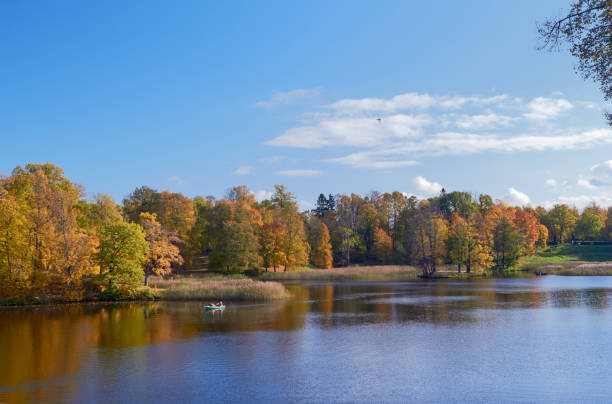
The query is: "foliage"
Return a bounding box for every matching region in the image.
[95,221,148,287]
[311,220,333,268]
[539,1,612,123]
[6,161,612,303]
[140,212,184,286]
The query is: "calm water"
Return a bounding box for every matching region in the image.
[3,276,612,403]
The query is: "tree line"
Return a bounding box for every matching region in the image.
[0,163,609,299]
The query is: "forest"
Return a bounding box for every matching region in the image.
[0,163,610,300]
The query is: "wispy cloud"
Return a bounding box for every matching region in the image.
[255,87,322,109]
[523,97,573,121]
[264,91,606,169]
[233,165,254,175]
[325,152,418,168]
[275,169,321,176]
[328,92,508,114]
[266,114,431,148]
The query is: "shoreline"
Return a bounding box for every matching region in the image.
[5,261,612,307]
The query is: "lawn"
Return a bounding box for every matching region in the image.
[523,244,612,263]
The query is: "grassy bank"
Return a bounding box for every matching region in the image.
[520,244,612,275]
[0,275,291,306]
[523,244,612,263]
[150,276,291,301]
[258,265,423,282]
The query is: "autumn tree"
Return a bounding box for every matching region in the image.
[412,201,448,277]
[310,219,333,269]
[140,212,184,286]
[157,191,196,265]
[271,185,309,270]
[122,186,160,223]
[0,188,28,285]
[537,224,549,248]
[77,194,123,229]
[261,208,287,271]
[542,204,577,243]
[372,227,393,264]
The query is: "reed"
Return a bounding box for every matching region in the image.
[150,277,291,301]
[258,265,421,281]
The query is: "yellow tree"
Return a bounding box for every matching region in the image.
[311,220,333,269]
[0,188,28,285]
[157,191,196,264]
[261,208,287,272]
[139,212,184,286]
[372,227,392,264]
[271,185,309,271]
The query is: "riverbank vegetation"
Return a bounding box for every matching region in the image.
[3,162,612,303]
[259,265,422,281]
[150,276,290,301]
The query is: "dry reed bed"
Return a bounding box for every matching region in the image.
[150,277,291,301]
[522,261,612,275]
[259,265,421,281]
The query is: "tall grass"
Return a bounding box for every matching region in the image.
[521,261,612,276]
[150,277,291,301]
[258,265,421,281]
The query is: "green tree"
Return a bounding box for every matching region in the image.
[208,202,261,272]
[122,186,161,223]
[542,204,577,243]
[575,210,604,240]
[492,219,522,270]
[95,221,148,287]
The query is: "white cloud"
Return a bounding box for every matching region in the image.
[524,97,573,121]
[255,87,321,109]
[413,176,443,196]
[503,187,530,206]
[451,112,514,130]
[266,114,430,148]
[253,190,273,201]
[547,194,612,210]
[382,129,612,156]
[582,160,612,187]
[577,178,597,189]
[328,92,508,114]
[264,91,610,171]
[545,178,557,187]
[233,165,254,175]
[275,169,321,176]
[325,151,418,169]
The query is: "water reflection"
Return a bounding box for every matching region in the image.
[1,276,612,403]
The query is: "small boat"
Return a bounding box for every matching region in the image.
[204,305,226,311]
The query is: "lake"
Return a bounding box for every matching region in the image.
[2,276,612,403]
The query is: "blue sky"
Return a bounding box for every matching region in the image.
[2,0,611,210]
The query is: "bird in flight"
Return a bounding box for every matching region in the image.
[376,116,382,124]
